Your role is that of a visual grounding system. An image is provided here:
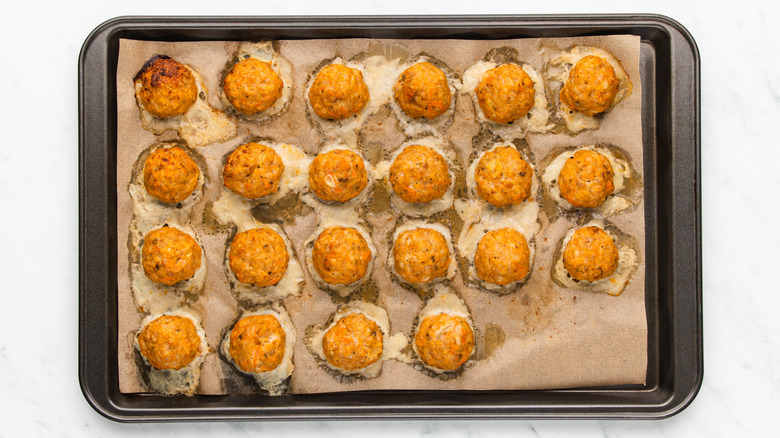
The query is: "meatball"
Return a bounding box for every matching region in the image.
[559,55,620,116]
[312,227,372,285]
[393,228,451,284]
[223,143,284,200]
[308,149,368,203]
[475,64,535,124]
[474,228,530,285]
[393,62,452,119]
[223,57,284,115]
[135,56,198,118]
[389,145,451,203]
[562,226,619,282]
[143,146,200,203]
[415,313,474,371]
[137,315,201,370]
[322,313,383,370]
[229,228,289,288]
[558,149,615,208]
[229,314,286,374]
[308,64,370,120]
[142,226,202,286]
[474,146,533,207]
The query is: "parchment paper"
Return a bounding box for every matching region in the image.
[116,35,646,394]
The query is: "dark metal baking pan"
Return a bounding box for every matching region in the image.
[79,14,701,421]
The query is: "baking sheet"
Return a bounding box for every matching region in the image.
[116,35,646,394]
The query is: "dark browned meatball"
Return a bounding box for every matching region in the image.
[559,55,620,116]
[137,315,201,370]
[394,62,452,119]
[223,143,284,200]
[308,64,370,120]
[474,146,533,207]
[142,226,202,286]
[135,56,198,118]
[562,226,619,282]
[223,58,284,115]
[143,146,200,203]
[558,149,614,208]
[475,64,535,124]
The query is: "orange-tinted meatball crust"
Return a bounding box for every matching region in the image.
[389,145,451,204]
[143,146,200,204]
[308,64,370,120]
[312,227,372,285]
[229,228,289,288]
[558,149,615,208]
[322,313,383,371]
[474,146,533,207]
[229,314,286,373]
[475,64,535,124]
[393,228,451,284]
[223,58,284,115]
[559,55,620,116]
[137,315,201,370]
[474,228,530,285]
[308,149,368,203]
[415,313,474,371]
[563,226,619,282]
[142,226,202,286]
[135,56,198,118]
[393,62,452,119]
[223,143,284,200]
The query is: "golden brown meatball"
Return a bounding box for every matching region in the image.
[229,314,286,374]
[308,64,370,120]
[229,228,289,288]
[223,58,284,115]
[142,226,202,286]
[474,228,530,285]
[559,55,620,116]
[308,149,368,203]
[393,228,451,284]
[474,146,533,207]
[558,149,615,208]
[223,143,284,199]
[415,313,474,371]
[143,146,200,204]
[562,226,619,282]
[321,313,383,370]
[135,56,198,119]
[475,64,535,124]
[393,62,452,119]
[312,227,372,285]
[389,145,451,204]
[137,315,201,370]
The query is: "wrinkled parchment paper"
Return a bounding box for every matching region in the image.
[117,35,645,394]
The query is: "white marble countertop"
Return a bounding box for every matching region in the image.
[1,0,778,436]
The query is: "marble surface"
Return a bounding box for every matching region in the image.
[1,0,778,436]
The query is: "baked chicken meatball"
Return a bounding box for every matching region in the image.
[393,228,451,284]
[142,226,202,286]
[223,58,284,115]
[474,228,530,285]
[415,313,474,371]
[223,143,284,200]
[229,314,286,373]
[475,64,535,124]
[135,56,198,119]
[137,315,201,370]
[322,313,383,370]
[558,149,615,208]
[308,64,370,120]
[393,62,452,119]
[143,146,200,203]
[475,146,533,207]
[389,145,451,203]
[559,55,620,116]
[229,228,289,288]
[312,227,372,285]
[308,149,368,203]
[562,226,619,282]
